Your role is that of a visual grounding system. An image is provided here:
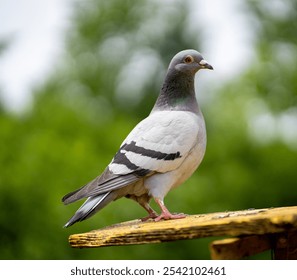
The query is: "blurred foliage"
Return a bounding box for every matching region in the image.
[0,0,296,260]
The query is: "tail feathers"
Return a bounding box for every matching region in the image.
[62,173,141,205]
[62,185,85,205]
[63,192,115,228]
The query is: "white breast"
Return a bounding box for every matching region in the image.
[144,110,206,200]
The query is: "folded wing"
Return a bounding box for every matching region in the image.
[62,111,199,204]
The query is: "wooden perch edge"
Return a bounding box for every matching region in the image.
[68,206,297,254]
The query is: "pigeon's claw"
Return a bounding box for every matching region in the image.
[141,212,159,221]
[154,212,186,222]
[154,198,187,221]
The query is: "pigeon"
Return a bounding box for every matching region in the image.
[62,49,213,227]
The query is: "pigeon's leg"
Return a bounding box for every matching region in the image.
[154,198,186,221]
[139,202,159,221]
[127,194,158,221]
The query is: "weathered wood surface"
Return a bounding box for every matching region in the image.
[210,235,273,259]
[69,206,297,250]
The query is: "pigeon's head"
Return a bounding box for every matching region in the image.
[168,49,213,75]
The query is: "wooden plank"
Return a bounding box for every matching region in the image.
[273,230,297,259]
[210,235,272,260]
[68,206,297,248]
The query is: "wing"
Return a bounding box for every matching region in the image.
[109,110,200,174]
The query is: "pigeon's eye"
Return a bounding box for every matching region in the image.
[184,55,194,64]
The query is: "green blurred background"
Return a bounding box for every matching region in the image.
[0,0,296,259]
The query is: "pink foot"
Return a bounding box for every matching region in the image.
[154,212,186,222]
[138,201,158,221]
[141,212,159,221]
[153,197,186,222]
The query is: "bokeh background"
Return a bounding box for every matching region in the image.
[0,0,296,259]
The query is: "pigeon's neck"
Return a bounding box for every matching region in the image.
[152,70,199,114]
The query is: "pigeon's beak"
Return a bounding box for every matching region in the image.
[199,60,213,70]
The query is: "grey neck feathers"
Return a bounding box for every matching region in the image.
[152,69,200,114]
